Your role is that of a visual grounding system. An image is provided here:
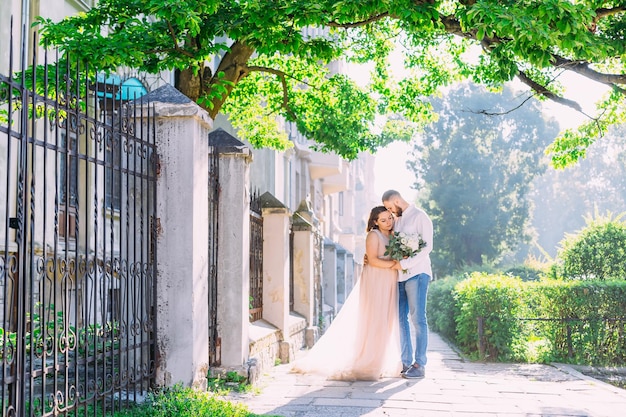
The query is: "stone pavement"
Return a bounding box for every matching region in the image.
[225,331,626,417]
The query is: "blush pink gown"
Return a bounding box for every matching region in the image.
[291,229,401,380]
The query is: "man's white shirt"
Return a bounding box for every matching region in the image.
[393,205,434,282]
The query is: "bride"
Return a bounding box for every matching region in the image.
[291,206,402,380]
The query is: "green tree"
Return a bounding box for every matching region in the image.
[408,82,559,276]
[30,1,626,163]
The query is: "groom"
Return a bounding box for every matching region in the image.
[382,190,434,379]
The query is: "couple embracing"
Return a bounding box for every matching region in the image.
[291,190,434,381]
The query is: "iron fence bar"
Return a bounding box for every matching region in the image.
[14,17,31,416]
[26,34,38,417]
[40,36,51,417]
[207,145,219,366]
[120,84,129,410]
[289,230,294,312]
[516,317,626,322]
[1,16,17,417]
[135,99,142,401]
[149,104,157,390]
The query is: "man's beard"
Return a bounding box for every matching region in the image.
[395,205,403,217]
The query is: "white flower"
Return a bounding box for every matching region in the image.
[385,232,427,262]
[404,234,427,252]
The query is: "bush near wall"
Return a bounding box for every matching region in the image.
[454,273,529,362]
[427,276,461,342]
[428,273,626,365]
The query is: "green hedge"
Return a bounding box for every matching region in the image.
[533,280,626,364]
[428,273,626,365]
[454,273,528,361]
[426,275,460,342]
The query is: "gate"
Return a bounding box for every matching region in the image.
[0,31,156,416]
[249,190,263,322]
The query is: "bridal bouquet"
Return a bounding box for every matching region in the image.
[384,232,427,262]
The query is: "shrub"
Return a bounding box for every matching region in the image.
[454,273,528,361]
[557,212,626,280]
[504,265,543,282]
[427,276,462,341]
[533,280,626,365]
[432,270,626,366]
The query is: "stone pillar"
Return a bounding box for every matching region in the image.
[210,129,253,369]
[322,239,338,317]
[292,199,320,348]
[147,84,212,389]
[260,192,291,341]
[336,246,346,306]
[346,253,355,294]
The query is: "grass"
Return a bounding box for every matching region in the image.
[109,383,276,417]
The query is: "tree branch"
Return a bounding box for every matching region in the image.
[327,12,390,28]
[516,71,583,112]
[467,95,534,116]
[437,16,626,107]
[246,65,314,87]
[245,65,306,120]
[594,6,626,24]
[552,56,626,93]
[165,20,196,58]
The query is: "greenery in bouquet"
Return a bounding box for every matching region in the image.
[384,232,427,261]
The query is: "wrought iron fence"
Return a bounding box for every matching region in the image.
[1,28,156,417]
[207,147,220,365]
[289,229,294,312]
[476,315,626,363]
[249,190,263,322]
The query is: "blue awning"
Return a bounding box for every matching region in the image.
[118,77,147,101]
[95,73,122,99]
[96,74,147,101]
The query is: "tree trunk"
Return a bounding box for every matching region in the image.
[174,40,255,120]
[176,67,202,103]
[208,41,255,119]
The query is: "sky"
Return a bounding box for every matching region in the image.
[373,141,417,203]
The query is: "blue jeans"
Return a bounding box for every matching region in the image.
[398,273,430,368]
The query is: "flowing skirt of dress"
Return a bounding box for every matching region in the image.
[291,262,401,380]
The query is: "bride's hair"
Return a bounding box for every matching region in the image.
[367,206,390,231]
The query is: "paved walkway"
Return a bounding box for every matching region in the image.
[225,332,626,417]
